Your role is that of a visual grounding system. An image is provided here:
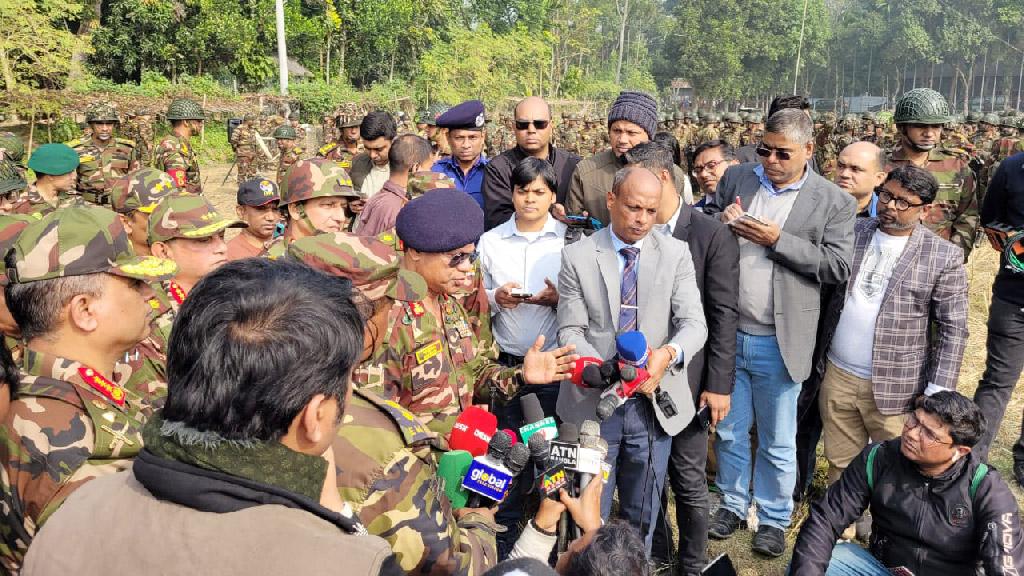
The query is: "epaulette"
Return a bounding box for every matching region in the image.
[16,374,86,410]
[318,142,337,156]
[115,138,136,148]
[354,388,436,447]
[292,146,304,154]
[66,138,84,149]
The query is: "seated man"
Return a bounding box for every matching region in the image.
[790,391,1024,576]
[22,258,401,576]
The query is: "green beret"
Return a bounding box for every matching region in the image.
[27,143,80,176]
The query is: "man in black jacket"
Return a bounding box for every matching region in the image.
[482,96,580,230]
[627,141,740,574]
[791,391,1024,576]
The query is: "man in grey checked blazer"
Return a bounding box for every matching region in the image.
[817,164,968,483]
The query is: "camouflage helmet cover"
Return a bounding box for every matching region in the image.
[893,88,950,125]
[0,132,26,164]
[965,111,983,123]
[0,159,26,196]
[407,170,457,200]
[337,103,363,128]
[147,192,247,244]
[273,125,298,139]
[111,167,180,214]
[86,103,119,124]
[7,205,177,284]
[981,113,1001,126]
[166,98,206,121]
[286,231,406,302]
[281,158,360,206]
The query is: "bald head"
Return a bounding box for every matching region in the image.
[514,97,553,154]
[607,167,662,243]
[835,141,887,206]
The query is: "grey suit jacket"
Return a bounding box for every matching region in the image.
[556,227,708,433]
[705,162,857,383]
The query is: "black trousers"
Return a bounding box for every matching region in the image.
[652,414,710,575]
[972,296,1024,463]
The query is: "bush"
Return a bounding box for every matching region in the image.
[289,79,360,120]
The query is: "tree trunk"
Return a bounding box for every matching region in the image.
[0,46,16,91]
[614,0,629,84]
[67,0,102,84]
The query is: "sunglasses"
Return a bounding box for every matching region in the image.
[876,188,926,211]
[515,119,550,131]
[447,251,479,268]
[754,145,793,161]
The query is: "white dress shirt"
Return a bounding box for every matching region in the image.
[479,214,567,356]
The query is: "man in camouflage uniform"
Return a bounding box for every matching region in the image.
[230,114,258,185]
[68,104,141,207]
[289,115,306,142]
[267,158,362,258]
[887,88,980,261]
[0,206,176,572]
[355,188,576,434]
[154,98,204,194]
[135,109,156,166]
[322,113,339,146]
[739,114,760,147]
[318,104,364,171]
[695,113,721,145]
[720,113,743,148]
[992,115,1021,163]
[274,124,304,185]
[10,144,80,219]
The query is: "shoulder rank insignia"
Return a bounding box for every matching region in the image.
[78,366,126,407]
[410,301,426,318]
[167,281,187,306]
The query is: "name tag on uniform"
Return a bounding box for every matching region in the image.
[415,340,443,365]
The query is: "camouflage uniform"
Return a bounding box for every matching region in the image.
[8,185,78,220]
[135,113,156,166]
[0,133,26,180]
[67,104,141,206]
[334,388,498,575]
[317,141,361,171]
[695,115,720,145]
[155,99,204,194]
[231,118,258,184]
[266,158,360,259]
[273,124,305,186]
[0,206,176,572]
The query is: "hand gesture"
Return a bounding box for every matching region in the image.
[523,335,578,384]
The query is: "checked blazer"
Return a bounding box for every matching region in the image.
[817,218,969,414]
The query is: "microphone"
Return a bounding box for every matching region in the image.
[462,431,515,508]
[437,450,473,508]
[595,365,648,421]
[529,433,568,499]
[449,406,497,457]
[502,428,519,446]
[518,393,558,443]
[577,433,609,492]
[504,442,531,478]
[570,356,604,387]
[617,330,681,420]
[548,422,580,474]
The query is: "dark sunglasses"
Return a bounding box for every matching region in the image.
[515,119,550,131]
[755,145,792,161]
[875,187,926,211]
[448,251,479,268]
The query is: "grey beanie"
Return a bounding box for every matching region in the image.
[607,91,658,139]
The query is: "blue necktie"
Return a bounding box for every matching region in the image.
[618,247,640,332]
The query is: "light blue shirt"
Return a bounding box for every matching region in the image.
[753,162,811,197]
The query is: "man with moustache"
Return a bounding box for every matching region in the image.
[432,100,490,209]
[691,140,740,208]
[69,103,140,207]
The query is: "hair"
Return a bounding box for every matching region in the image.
[510,157,557,193]
[692,139,737,163]
[5,273,105,342]
[359,110,397,141]
[883,164,939,205]
[610,165,656,196]
[765,108,814,145]
[914,391,986,448]
[625,141,675,175]
[652,132,682,166]
[565,521,650,576]
[161,258,364,443]
[768,95,811,118]
[872,147,888,173]
[388,133,432,173]
[0,338,19,397]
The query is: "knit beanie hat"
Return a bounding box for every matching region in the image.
[607,91,658,139]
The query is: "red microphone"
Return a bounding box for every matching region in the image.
[448,406,498,457]
[502,428,519,446]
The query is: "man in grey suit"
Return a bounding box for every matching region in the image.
[556,166,707,552]
[703,109,856,557]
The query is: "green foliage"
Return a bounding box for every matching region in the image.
[0,0,84,90]
[289,79,360,119]
[68,71,231,99]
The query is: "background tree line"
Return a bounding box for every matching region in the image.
[1,0,1022,112]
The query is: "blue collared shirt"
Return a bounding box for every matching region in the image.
[753,162,811,196]
[432,155,489,209]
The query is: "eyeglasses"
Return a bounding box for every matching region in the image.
[447,251,479,268]
[876,188,926,211]
[903,411,953,447]
[692,159,725,175]
[754,145,792,161]
[515,119,550,131]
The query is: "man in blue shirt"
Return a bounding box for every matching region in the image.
[432,100,489,209]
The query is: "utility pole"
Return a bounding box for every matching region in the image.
[276,0,288,95]
[792,0,809,94]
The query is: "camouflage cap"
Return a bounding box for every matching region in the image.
[111,167,180,214]
[0,214,32,286]
[407,170,457,200]
[286,231,407,302]
[7,205,177,284]
[86,103,119,124]
[0,159,26,196]
[281,158,359,205]
[148,192,247,244]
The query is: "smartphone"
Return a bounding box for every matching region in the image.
[508,288,533,299]
[697,404,712,430]
[728,213,768,227]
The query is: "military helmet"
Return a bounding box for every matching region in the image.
[840,114,860,130]
[86,104,119,124]
[751,112,764,123]
[981,113,1001,126]
[966,111,983,123]
[738,111,750,121]
[999,115,1018,128]
[281,158,360,206]
[0,132,25,165]
[426,103,450,126]
[861,112,876,122]
[672,111,684,121]
[893,88,950,125]
[273,125,297,139]
[166,98,205,121]
[684,111,697,121]
[415,108,430,124]
[724,112,741,124]
[242,113,256,122]
[707,112,722,123]
[0,159,26,196]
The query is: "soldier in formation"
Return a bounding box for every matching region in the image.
[67,104,140,207]
[274,124,305,185]
[230,114,258,184]
[154,98,204,194]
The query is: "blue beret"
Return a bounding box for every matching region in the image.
[396,189,484,253]
[435,100,486,131]
[27,143,80,176]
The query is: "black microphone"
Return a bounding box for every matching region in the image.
[519,393,557,443]
[581,363,606,389]
[463,431,515,508]
[529,433,567,499]
[549,423,580,489]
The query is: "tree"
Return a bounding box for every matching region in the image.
[0,0,84,90]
